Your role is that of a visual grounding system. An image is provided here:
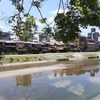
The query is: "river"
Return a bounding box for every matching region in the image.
[0,60,100,100]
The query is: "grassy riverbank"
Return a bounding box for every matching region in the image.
[0,52,100,64]
[0,54,46,64]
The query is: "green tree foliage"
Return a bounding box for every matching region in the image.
[54,0,100,42]
[12,14,37,41]
[0,0,100,42]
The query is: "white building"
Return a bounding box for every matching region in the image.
[98,35,100,42]
[33,33,39,42]
[10,32,40,42]
[10,33,19,40]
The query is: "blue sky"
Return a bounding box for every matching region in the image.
[0,0,100,36]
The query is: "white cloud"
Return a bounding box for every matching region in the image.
[68,84,84,96]
[89,77,100,84]
[36,21,43,27]
[0,25,4,30]
[51,80,71,88]
[22,17,26,22]
[50,9,67,15]
[48,17,54,23]
[48,9,68,24]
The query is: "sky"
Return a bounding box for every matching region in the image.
[0,0,100,36]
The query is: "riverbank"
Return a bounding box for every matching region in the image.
[1,52,100,67]
[0,52,100,78]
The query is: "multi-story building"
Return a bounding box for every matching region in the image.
[10,33,19,40]
[98,35,100,42]
[0,32,10,40]
[91,28,96,33]
[93,32,99,41]
[87,28,99,41]
[88,32,92,39]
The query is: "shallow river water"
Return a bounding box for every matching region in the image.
[0,60,100,100]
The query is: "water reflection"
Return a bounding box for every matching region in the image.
[14,74,31,86]
[89,76,100,85]
[68,84,84,96]
[1,61,100,100]
[53,66,99,77]
[51,80,71,88]
[13,64,100,87]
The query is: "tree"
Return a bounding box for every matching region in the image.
[54,0,100,42]
[0,0,100,42]
[12,14,37,41]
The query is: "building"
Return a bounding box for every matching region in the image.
[33,33,39,42]
[98,35,100,42]
[47,37,56,44]
[93,32,99,41]
[10,33,19,40]
[28,32,40,42]
[87,28,99,41]
[87,28,95,39]
[0,32,10,40]
[88,33,92,39]
[91,28,96,33]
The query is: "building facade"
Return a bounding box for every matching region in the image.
[87,28,99,41]
[93,32,99,41]
[0,32,10,40]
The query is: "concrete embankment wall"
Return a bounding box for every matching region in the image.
[43,52,100,61]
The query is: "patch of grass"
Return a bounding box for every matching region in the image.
[17,59,19,61]
[88,56,99,59]
[38,58,41,61]
[0,54,4,60]
[57,58,69,61]
[26,57,29,61]
[9,57,14,63]
[3,55,46,63]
